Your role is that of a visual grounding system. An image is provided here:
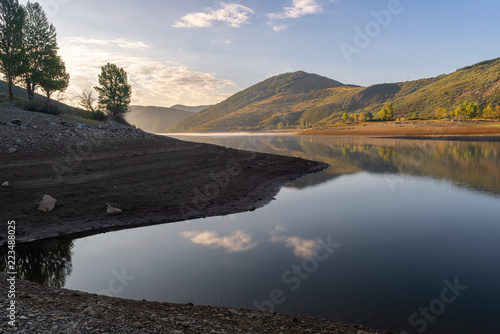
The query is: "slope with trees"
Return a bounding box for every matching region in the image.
[172,58,500,132]
[0,0,69,104]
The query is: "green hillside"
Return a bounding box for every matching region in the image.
[172,71,348,132]
[171,58,500,132]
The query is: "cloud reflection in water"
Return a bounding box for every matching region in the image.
[181,230,257,253]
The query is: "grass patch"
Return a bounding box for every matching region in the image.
[60,115,102,126]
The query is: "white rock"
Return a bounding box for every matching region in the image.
[1,181,9,187]
[38,195,57,213]
[106,203,122,215]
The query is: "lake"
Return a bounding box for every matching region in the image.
[4,135,500,334]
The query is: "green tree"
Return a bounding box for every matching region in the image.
[21,1,57,100]
[277,121,284,129]
[39,52,69,104]
[0,0,25,101]
[379,103,394,121]
[457,102,480,122]
[95,63,132,117]
[342,112,348,123]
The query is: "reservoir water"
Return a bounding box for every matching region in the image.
[4,135,500,334]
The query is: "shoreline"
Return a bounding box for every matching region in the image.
[0,105,327,247]
[165,120,500,142]
[0,273,384,333]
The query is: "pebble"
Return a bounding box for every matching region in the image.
[1,181,8,187]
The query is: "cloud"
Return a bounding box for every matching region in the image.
[272,24,288,32]
[64,37,151,50]
[181,230,257,253]
[268,0,324,23]
[271,235,321,259]
[58,37,235,107]
[173,2,254,28]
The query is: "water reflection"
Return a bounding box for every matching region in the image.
[0,240,73,288]
[169,135,500,195]
[3,136,500,334]
[181,230,257,252]
[270,234,321,259]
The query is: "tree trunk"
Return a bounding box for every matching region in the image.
[46,91,51,105]
[26,78,34,101]
[8,76,14,101]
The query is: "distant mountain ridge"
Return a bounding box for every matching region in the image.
[126,105,210,133]
[171,104,212,113]
[172,58,500,132]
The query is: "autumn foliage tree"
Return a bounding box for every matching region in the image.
[379,103,394,121]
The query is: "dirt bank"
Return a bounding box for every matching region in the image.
[299,120,500,140]
[0,104,327,247]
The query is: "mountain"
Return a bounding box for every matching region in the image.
[172,71,348,132]
[171,104,212,113]
[172,58,500,132]
[126,105,210,133]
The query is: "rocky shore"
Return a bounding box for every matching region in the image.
[0,103,327,246]
[0,273,388,334]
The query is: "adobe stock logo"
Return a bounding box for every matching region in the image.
[400,277,468,334]
[39,0,70,17]
[340,0,405,64]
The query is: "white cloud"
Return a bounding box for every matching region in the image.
[268,0,324,20]
[64,37,151,50]
[272,24,288,32]
[181,230,257,253]
[59,37,235,107]
[173,2,254,28]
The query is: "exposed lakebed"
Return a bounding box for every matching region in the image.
[4,135,500,334]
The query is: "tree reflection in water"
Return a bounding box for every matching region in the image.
[0,240,73,288]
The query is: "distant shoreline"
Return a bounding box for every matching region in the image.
[166,120,500,141]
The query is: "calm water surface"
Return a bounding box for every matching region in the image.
[4,135,500,334]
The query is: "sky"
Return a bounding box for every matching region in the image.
[17,0,500,108]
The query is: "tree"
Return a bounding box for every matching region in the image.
[494,106,500,119]
[342,112,348,123]
[77,88,97,112]
[379,103,394,121]
[21,1,57,100]
[484,105,494,119]
[435,107,447,119]
[457,102,480,122]
[0,0,25,101]
[95,63,132,117]
[39,52,69,104]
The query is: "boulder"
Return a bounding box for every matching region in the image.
[106,203,122,215]
[38,195,57,213]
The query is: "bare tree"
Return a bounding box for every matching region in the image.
[77,88,96,112]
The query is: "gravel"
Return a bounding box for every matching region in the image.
[0,273,388,334]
